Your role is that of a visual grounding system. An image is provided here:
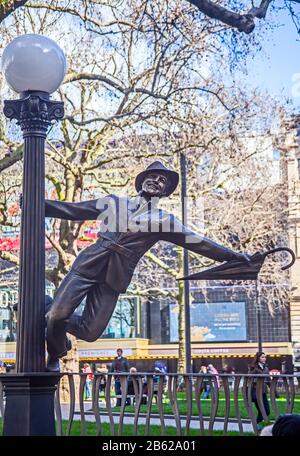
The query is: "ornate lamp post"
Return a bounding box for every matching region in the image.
[0,34,66,435]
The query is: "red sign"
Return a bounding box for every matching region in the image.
[0,234,96,251]
[0,238,20,251]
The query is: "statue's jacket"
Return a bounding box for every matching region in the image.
[45,194,236,293]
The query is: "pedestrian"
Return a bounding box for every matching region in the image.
[271,413,300,436]
[82,362,94,400]
[199,365,210,399]
[208,363,220,397]
[96,364,108,396]
[248,351,271,432]
[223,364,235,391]
[126,367,138,405]
[110,348,129,406]
[152,366,168,402]
[260,414,300,436]
[269,368,280,398]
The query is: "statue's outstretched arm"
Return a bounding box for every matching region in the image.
[45,199,100,221]
[161,216,248,263]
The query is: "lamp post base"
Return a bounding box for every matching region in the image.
[1,373,61,436]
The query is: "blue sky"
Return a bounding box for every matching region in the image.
[244,6,300,110]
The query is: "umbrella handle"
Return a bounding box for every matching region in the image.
[262,247,296,271]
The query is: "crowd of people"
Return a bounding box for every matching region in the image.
[82,351,224,406]
[80,350,239,408]
[81,348,168,405]
[78,348,300,436]
[2,345,298,436]
[0,361,13,373]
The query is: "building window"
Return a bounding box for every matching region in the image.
[75,294,140,339]
[102,296,140,339]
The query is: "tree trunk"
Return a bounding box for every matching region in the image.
[59,334,80,403]
[177,250,186,374]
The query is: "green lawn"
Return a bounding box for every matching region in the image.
[2,390,298,436]
[0,418,253,436]
[100,391,300,421]
[61,421,255,436]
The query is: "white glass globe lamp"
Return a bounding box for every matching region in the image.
[1,34,66,94]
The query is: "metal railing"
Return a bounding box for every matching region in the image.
[1,372,300,436]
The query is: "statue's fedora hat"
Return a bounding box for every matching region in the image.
[135,161,179,197]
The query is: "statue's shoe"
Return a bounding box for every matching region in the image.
[46,356,60,372]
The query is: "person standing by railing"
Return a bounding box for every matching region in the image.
[110,348,129,406]
[82,362,94,400]
[260,413,300,436]
[199,365,210,399]
[126,366,138,405]
[96,364,108,397]
[207,363,220,388]
[222,364,235,391]
[248,351,271,432]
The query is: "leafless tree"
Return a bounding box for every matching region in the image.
[0,1,294,373]
[123,92,291,371]
[1,1,300,35]
[1,0,249,282]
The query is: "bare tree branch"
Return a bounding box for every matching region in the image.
[0,250,19,265]
[0,0,27,24]
[1,0,300,36]
[187,0,274,33]
[26,1,138,30]
[0,145,23,173]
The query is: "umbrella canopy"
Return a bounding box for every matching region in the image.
[177,247,295,282]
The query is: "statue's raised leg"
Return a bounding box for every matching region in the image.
[46,270,99,370]
[66,281,119,342]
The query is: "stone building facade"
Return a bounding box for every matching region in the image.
[279,116,300,368]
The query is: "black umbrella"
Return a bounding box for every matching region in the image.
[177,247,295,282]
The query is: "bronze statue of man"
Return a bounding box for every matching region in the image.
[45,161,250,371]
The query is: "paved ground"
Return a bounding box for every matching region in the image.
[59,402,255,434]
